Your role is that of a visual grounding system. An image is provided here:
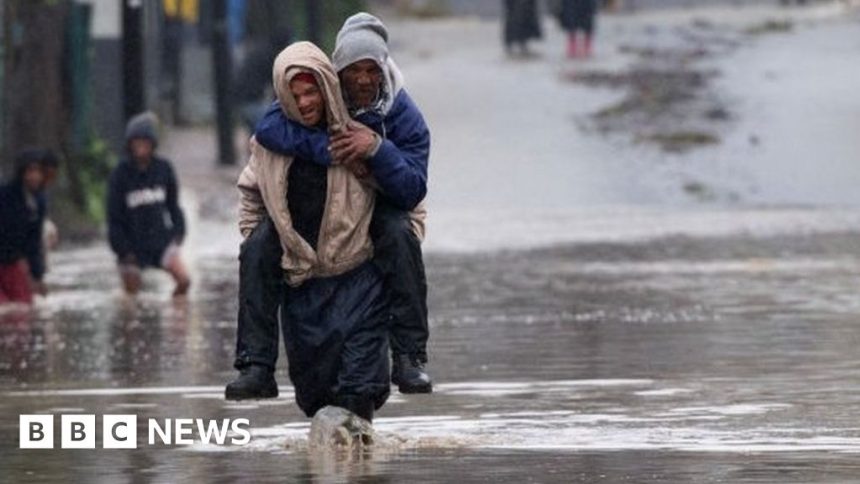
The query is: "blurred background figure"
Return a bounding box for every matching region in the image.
[107,112,190,297]
[229,0,293,143]
[558,0,598,59]
[232,29,293,136]
[0,150,56,305]
[160,0,199,123]
[502,0,543,57]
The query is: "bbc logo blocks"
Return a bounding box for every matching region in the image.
[61,415,96,449]
[19,415,54,449]
[20,415,138,449]
[103,415,137,449]
[19,414,250,449]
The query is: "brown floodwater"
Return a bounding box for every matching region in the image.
[2,218,860,483]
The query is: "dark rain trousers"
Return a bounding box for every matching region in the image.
[282,260,390,417]
[233,200,429,371]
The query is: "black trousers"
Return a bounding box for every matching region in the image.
[282,261,390,417]
[233,200,429,370]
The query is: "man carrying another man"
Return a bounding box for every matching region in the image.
[227,13,434,400]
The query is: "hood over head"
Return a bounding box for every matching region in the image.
[332,12,389,72]
[332,13,404,115]
[125,111,160,147]
[272,41,350,132]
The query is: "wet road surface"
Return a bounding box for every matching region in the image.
[3,5,860,482]
[2,211,860,483]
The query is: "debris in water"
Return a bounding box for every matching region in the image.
[745,19,793,36]
[638,131,721,153]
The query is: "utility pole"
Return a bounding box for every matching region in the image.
[122,0,145,120]
[212,0,235,165]
[0,0,6,172]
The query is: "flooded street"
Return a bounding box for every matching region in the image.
[3,211,860,482]
[3,2,860,482]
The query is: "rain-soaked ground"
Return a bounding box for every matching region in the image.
[4,3,860,482]
[2,212,860,482]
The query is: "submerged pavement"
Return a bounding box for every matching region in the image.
[2,228,860,482]
[2,3,860,482]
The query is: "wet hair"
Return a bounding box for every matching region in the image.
[14,148,56,180]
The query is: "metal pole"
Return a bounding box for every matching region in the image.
[0,0,6,170]
[212,0,235,165]
[122,0,145,120]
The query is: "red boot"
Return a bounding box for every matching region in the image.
[567,33,578,59]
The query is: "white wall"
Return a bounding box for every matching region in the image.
[76,0,121,39]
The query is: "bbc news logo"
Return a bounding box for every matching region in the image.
[20,415,251,449]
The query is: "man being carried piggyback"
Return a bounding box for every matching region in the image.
[227,13,433,400]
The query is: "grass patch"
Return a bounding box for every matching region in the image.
[682,180,716,201]
[745,19,793,36]
[638,131,720,153]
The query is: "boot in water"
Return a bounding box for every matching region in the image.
[392,354,433,394]
[225,364,278,400]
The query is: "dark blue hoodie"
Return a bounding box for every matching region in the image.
[0,155,45,278]
[254,88,430,211]
[107,113,185,264]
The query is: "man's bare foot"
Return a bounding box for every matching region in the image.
[173,278,190,297]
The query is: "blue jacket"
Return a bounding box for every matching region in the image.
[0,180,45,279]
[254,89,430,211]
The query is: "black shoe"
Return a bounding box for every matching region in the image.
[225,365,278,400]
[392,354,433,394]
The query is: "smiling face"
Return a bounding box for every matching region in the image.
[290,77,325,127]
[340,59,383,110]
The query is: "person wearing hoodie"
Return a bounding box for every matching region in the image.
[236,41,394,422]
[0,149,55,305]
[225,13,432,401]
[107,112,191,296]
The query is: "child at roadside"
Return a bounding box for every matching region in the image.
[0,150,54,304]
[107,112,191,297]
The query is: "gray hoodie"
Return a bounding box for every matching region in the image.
[331,12,405,117]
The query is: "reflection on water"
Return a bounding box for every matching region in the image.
[2,224,860,482]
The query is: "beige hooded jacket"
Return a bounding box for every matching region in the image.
[237,41,376,286]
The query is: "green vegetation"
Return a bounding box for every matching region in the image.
[638,131,721,153]
[48,134,116,241]
[68,135,115,224]
[745,19,793,36]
